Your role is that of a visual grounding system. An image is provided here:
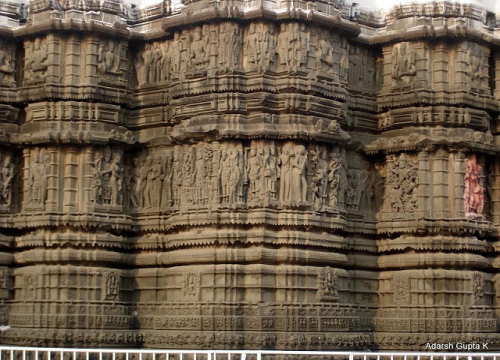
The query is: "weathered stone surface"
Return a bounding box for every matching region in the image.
[0,0,498,351]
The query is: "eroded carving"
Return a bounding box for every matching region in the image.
[464,154,485,217]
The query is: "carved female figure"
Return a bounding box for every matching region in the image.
[290,145,308,202]
[28,148,48,206]
[464,154,485,215]
[110,153,123,206]
[161,151,173,208]
[0,155,13,206]
[245,23,262,68]
[0,42,14,86]
[25,38,48,81]
[219,150,231,203]
[264,147,278,200]
[246,148,262,202]
[278,144,291,202]
[98,40,123,78]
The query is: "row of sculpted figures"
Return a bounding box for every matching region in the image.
[134,21,378,88]
[123,141,382,214]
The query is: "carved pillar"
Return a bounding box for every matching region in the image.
[65,35,81,86]
[432,44,449,91]
[63,147,78,212]
[417,149,430,219]
[82,147,93,209]
[45,147,58,212]
[489,160,500,226]
[431,147,449,219]
[21,148,31,208]
[453,150,467,218]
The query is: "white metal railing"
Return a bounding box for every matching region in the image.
[0,347,500,360]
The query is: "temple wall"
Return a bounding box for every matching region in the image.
[0,0,498,351]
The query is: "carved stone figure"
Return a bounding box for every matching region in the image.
[0,42,15,87]
[245,23,262,68]
[290,145,308,203]
[391,42,416,86]
[0,155,13,207]
[263,146,278,201]
[188,28,208,72]
[246,147,262,202]
[98,40,123,79]
[384,153,418,214]
[464,154,484,216]
[27,148,48,207]
[25,38,48,81]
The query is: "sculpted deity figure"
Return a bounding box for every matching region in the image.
[328,149,347,208]
[348,47,362,85]
[464,154,485,216]
[229,25,242,69]
[277,23,291,69]
[219,149,231,204]
[245,23,262,68]
[161,151,173,208]
[140,156,157,209]
[278,144,292,202]
[110,153,123,206]
[97,40,123,79]
[228,148,245,204]
[152,42,163,82]
[189,28,208,71]
[218,24,230,69]
[126,158,140,208]
[0,155,13,207]
[316,32,333,73]
[171,32,184,76]
[296,23,309,69]
[172,151,184,206]
[25,38,48,81]
[193,147,206,204]
[160,42,171,81]
[246,148,263,202]
[28,148,48,206]
[100,147,114,205]
[391,42,416,86]
[290,145,308,203]
[0,42,14,87]
[137,43,153,85]
[338,38,349,83]
[263,25,277,71]
[385,153,418,213]
[263,146,278,201]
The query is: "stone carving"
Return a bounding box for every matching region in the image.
[384,153,418,214]
[182,273,200,298]
[464,154,484,217]
[3,2,500,352]
[24,37,48,82]
[317,267,338,301]
[391,42,416,86]
[26,148,49,208]
[0,154,14,208]
[98,40,123,80]
[104,272,120,300]
[0,41,15,87]
[91,147,123,206]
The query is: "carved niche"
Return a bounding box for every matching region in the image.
[383,153,419,215]
[23,147,51,211]
[316,267,339,301]
[24,37,49,84]
[391,42,417,87]
[0,40,15,87]
[89,146,124,209]
[97,39,126,84]
[104,272,120,300]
